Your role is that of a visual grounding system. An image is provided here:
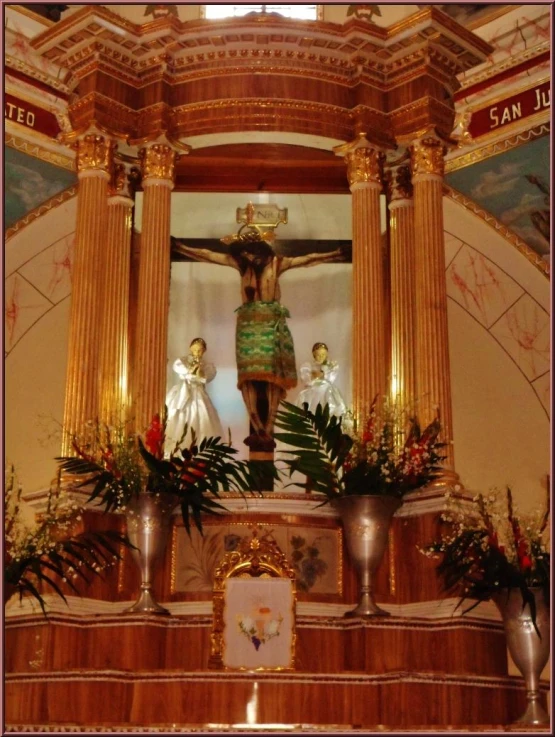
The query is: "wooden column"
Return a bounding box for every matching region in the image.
[98,163,134,426]
[62,133,114,454]
[133,143,177,432]
[411,135,456,474]
[388,162,416,412]
[335,135,386,425]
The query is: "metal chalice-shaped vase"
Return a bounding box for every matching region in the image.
[124,491,177,615]
[493,587,550,725]
[335,495,401,618]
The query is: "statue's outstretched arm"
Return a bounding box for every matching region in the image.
[172,239,237,269]
[280,247,347,272]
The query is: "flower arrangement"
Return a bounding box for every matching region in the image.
[4,465,128,613]
[273,397,446,501]
[420,486,550,634]
[57,412,263,535]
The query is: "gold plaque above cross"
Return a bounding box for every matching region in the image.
[236,202,288,230]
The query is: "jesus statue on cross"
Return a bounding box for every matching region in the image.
[173,228,346,448]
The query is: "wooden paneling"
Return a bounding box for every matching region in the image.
[173,143,350,194]
[42,506,463,607]
[5,671,541,727]
[5,614,506,676]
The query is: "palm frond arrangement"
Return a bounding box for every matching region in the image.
[420,486,550,634]
[5,465,129,613]
[274,398,446,502]
[57,412,266,535]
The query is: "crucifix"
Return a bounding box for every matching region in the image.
[172,202,350,455]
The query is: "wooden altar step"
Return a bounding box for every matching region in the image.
[5,668,550,728]
[5,610,550,729]
[5,611,509,676]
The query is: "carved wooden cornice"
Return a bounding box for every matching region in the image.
[30,5,493,146]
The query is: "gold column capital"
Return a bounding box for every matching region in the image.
[139,143,178,187]
[410,136,446,181]
[334,134,383,190]
[387,163,413,204]
[108,162,135,204]
[75,133,116,179]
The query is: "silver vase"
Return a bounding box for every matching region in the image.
[124,491,177,615]
[335,495,401,618]
[493,587,550,725]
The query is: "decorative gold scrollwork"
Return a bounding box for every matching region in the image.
[346,146,383,187]
[139,143,177,183]
[76,134,114,174]
[410,136,446,178]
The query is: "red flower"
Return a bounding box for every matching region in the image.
[520,555,532,571]
[145,414,165,459]
[362,417,374,444]
[181,460,207,486]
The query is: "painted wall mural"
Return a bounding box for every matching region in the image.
[445,136,550,262]
[4,147,76,230]
[173,522,341,596]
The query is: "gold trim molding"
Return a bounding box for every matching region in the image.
[446,123,550,173]
[457,42,550,94]
[4,132,75,171]
[5,186,77,241]
[445,187,549,278]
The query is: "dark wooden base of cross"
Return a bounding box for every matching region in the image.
[243,383,277,490]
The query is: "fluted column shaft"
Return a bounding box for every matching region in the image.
[336,136,387,425]
[62,134,114,453]
[388,164,416,412]
[98,164,134,426]
[411,136,455,471]
[133,144,176,432]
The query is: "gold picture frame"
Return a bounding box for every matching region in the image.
[208,533,297,671]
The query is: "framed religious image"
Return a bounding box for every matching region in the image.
[209,534,297,671]
[222,577,295,670]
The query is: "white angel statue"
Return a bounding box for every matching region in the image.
[295,342,347,417]
[165,337,223,455]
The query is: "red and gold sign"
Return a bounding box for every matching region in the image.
[468,81,550,138]
[4,93,61,138]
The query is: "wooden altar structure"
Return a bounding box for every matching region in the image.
[5,5,549,731]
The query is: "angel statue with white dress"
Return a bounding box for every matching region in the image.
[296,342,347,417]
[165,337,223,456]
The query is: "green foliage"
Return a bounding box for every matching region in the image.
[5,529,129,615]
[274,400,445,502]
[4,466,130,614]
[274,401,352,500]
[424,487,550,636]
[57,416,268,537]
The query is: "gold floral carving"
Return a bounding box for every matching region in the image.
[76,134,115,174]
[139,143,176,182]
[345,146,382,187]
[411,137,446,178]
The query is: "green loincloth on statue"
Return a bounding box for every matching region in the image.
[235,301,298,391]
